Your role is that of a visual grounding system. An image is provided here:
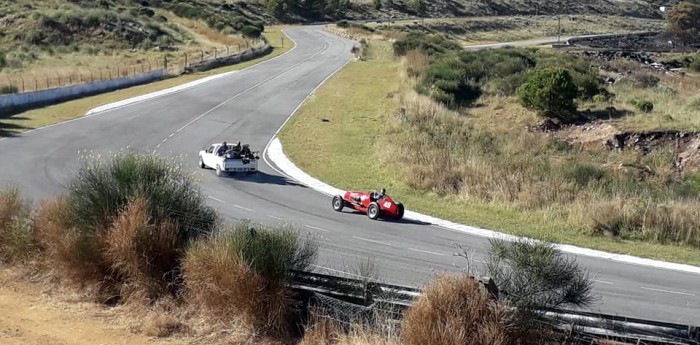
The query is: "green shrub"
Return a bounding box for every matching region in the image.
[241,25,262,39]
[485,238,595,312]
[219,221,318,286]
[393,32,462,57]
[593,92,614,104]
[572,72,603,100]
[66,151,217,241]
[419,58,482,107]
[690,57,700,72]
[516,67,579,121]
[337,19,349,28]
[630,99,654,112]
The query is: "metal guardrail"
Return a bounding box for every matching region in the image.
[290,270,700,344]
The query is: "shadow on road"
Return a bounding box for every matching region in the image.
[226,170,308,187]
[338,209,433,226]
[0,118,29,138]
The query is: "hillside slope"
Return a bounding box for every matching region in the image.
[270,0,667,22]
[0,0,267,78]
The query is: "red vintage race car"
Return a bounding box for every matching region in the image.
[331,189,404,220]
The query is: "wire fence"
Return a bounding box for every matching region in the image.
[0,38,267,95]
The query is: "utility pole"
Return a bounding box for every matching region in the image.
[557,1,562,43]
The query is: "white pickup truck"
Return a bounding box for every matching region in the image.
[198,142,259,176]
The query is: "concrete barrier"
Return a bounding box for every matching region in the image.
[0,69,166,114]
[186,44,273,73]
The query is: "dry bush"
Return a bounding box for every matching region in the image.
[34,196,190,304]
[400,273,525,345]
[0,186,35,263]
[300,311,400,345]
[104,197,181,302]
[582,198,700,245]
[182,231,297,338]
[404,49,428,77]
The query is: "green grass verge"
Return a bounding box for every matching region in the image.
[277,40,700,266]
[0,26,294,137]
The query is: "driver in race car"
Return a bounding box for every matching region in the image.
[370,188,387,202]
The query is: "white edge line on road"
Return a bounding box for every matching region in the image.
[207,196,225,203]
[639,287,696,297]
[408,248,446,256]
[305,225,330,232]
[0,29,300,143]
[593,280,614,285]
[234,204,254,212]
[258,33,700,276]
[267,215,284,220]
[353,236,392,247]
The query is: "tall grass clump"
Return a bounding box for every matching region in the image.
[0,186,36,263]
[400,273,540,345]
[35,151,218,303]
[183,221,318,337]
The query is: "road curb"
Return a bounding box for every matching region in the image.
[265,138,700,275]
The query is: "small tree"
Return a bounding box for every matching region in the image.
[484,238,596,313]
[373,0,382,10]
[241,25,262,39]
[409,0,427,16]
[0,51,6,71]
[516,67,579,122]
[667,1,700,35]
[266,0,284,16]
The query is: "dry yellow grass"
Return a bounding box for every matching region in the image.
[182,231,296,338]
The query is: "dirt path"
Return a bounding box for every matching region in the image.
[0,268,171,345]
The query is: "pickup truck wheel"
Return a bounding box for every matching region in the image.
[215,165,223,176]
[199,157,205,169]
[367,202,380,220]
[332,195,344,212]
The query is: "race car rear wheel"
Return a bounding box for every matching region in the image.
[367,202,380,220]
[332,195,344,212]
[395,202,404,220]
[199,157,205,169]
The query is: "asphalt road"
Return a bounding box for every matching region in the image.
[1,26,698,325]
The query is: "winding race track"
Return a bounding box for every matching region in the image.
[1,26,698,325]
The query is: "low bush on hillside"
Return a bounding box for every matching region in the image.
[0,186,36,264]
[394,35,603,110]
[183,221,318,337]
[393,32,462,57]
[516,67,579,121]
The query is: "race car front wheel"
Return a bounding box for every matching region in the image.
[367,202,379,220]
[332,195,344,212]
[395,202,404,220]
